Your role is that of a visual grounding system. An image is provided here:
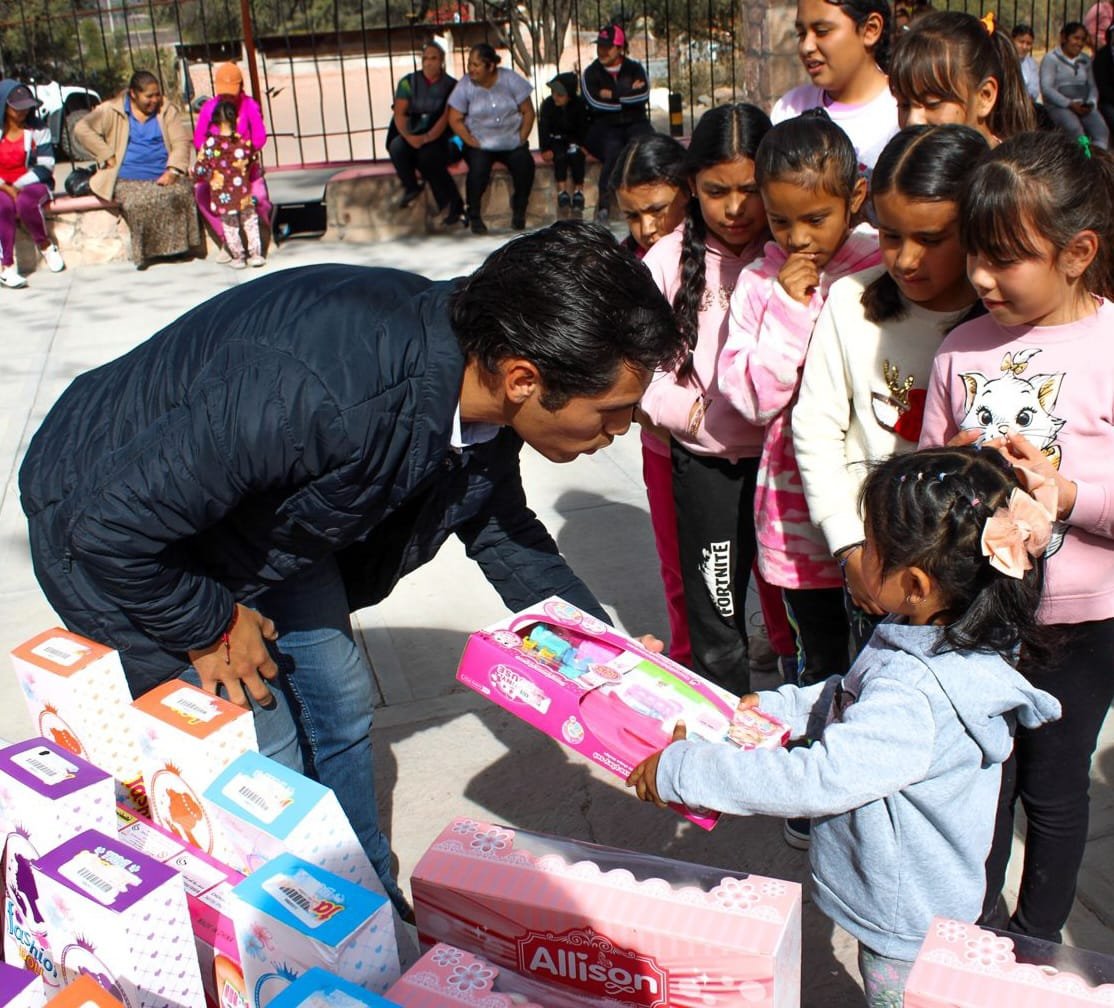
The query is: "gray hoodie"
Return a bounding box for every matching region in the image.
[656,621,1061,960]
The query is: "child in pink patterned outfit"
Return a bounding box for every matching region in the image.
[192,100,264,269]
[721,114,879,688]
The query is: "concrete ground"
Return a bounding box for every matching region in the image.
[0,225,1111,1006]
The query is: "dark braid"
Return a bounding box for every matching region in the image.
[670,104,771,381]
[860,446,1049,663]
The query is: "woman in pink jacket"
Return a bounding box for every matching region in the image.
[193,62,272,259]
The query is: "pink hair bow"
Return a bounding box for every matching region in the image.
[980,465,1058,579]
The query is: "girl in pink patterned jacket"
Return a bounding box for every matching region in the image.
[720,115,879,685]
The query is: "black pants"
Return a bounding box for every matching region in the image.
[551,147,586,185]
[981,617,1114,941]
[671,441,758,694]
[387,133,462,214]
[463,145,535,221]
[783,586,850,686]
[584,118,654,204]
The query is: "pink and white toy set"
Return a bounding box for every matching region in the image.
[387,943,545,1008]
[130,678,258,858]
[455,598,787,829]
[412,817,802,1008]
[114,805,248,1008]
[0,961,45,1008]
[905,917,1114,1006]
[0,738,117,993]
[10,630,150,817]
[30,828,205,1008]
[228,851,400,1005]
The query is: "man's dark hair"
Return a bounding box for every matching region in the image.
[450,221,684,409]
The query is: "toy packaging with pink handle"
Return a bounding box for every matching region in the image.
[412,817,802,1008]
[455,597,787,830]
[905,917,1114,1006]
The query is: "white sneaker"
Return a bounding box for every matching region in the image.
[0,264,27,288]
[228,257,247,270]
[214,246,233,264]
[41,244,65,273]
[247,254,265,268]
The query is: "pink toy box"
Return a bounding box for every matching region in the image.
[229,851,400,1005]
[30,828,205,1008]
[906,917,1114,1006]
[412,818,802,1008]
[387,943,546,1008]
[10,630,149,818]
[0,962,45,1008]
[43,974,125,1007]
[270,967,401,1007]
[130,678,258,858]
[456,598,787,830]
[114,805,248,1008]
[1,738,117,994]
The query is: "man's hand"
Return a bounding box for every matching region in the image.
[777,253,821,306]
[626,720,687,807]
[188,603,280,708]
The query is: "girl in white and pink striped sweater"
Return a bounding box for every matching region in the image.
[720,114,879,685]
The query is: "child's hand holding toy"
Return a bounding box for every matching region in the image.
[626,720,688,807]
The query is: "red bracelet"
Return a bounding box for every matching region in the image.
[220,606,239,664]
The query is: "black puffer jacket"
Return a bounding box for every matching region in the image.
[20,264,603,693]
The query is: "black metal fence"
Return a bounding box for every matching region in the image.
[0,0,1095,169]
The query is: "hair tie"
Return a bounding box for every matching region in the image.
[1078,134,1093,159]
[980,11,996,34]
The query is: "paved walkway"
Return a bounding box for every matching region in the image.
[1,230,1111,1005]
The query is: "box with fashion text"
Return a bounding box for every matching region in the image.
[0,738,116,995]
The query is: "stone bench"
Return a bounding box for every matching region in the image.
[325,151,605,242]
[13,193,134,272]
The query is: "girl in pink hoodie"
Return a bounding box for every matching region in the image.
[640,104,772,694]
[720,114,880,688]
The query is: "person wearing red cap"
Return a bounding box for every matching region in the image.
[0,79,66,287]
[581,23,652,223]
[193,62,273,260]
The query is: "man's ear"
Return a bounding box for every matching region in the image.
[501,358,542,405]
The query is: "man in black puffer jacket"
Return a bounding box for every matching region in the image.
[19,221,683,914]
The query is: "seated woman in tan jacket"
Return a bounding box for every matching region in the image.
[74,69,200,269]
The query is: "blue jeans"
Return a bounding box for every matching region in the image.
[207,557,404,911]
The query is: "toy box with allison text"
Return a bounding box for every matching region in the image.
[386,943,545,1008]
[412,818,802,1008]
[455,598,788,829]
[905,917,1114,1006]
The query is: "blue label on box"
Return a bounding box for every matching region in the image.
[203,750,326,840]
[269,967,400,1007]
[231,852,387,946]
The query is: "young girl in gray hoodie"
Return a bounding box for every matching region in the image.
[628,445,1061,1006]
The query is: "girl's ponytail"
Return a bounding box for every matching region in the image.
[673,201,707,377]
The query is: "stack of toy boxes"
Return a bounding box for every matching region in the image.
[44,975,125,1007]
[0,962,44,1007]
[455,598,787,830]
[412,818,802,1008]
[30,828,205,1007]
[130,678,257,857]
[201,749,389,903]
[0,738,116,996]
[114,805,247,1008]
[905,917,1114,1006]
[270,967,403,1007]
[11,629,149,817]
[387,943,547,1008]
[229,852,400,1004]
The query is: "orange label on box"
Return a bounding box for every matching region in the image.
[11,629,113,676]
[132,680,247,738]
[44,974,125,1007]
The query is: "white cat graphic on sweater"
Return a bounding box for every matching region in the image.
[959,348,1066,558]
